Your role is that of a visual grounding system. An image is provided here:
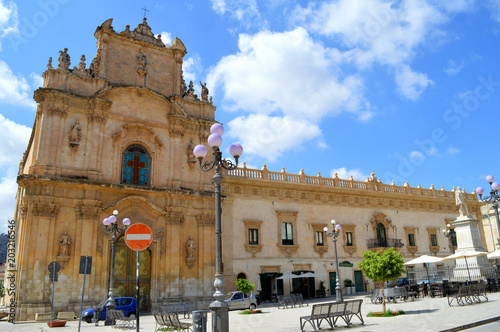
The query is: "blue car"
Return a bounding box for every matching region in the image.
[81,297,137,323]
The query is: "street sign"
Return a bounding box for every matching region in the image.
[48,261,61,273]
[79,256,92,274]
[124,223,152,251]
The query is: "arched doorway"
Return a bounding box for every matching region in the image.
[112,236,152,312]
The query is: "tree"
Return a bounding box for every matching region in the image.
[358,248,405,312]
[235,278,255,310]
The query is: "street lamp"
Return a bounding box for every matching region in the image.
[476,175,500,248]
[102,210,130,325]
[443,224,456,254]
[324,219,343,302]
[193,123,243,332]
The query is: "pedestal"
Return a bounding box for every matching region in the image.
[451,216,489,280]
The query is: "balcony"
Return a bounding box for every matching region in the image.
[367,238,405,249]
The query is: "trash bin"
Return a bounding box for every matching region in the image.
[192,310,209,332]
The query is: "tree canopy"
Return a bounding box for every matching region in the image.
[358,248,405,311]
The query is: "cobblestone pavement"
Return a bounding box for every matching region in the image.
[1,292,500,331]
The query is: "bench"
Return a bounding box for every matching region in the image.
[109,309,135,329]
[278,294,307,309]
[448,283,488,306]
[57,311,76,320]
[369,287,417,303]
[299,300,364,331]
[161,302,197,318]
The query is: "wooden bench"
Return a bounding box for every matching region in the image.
[161,302,197,318]
[154,313,172,332]
[109,309,135,329]
[154,312,193,332]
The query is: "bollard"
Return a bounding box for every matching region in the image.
[192,310,209,332]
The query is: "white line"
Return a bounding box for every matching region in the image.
[127,234,151,240]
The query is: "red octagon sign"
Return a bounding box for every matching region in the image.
[125,223,152,251]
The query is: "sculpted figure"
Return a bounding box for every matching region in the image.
[58,48,70,70]
[69,120,81,142]
[58,231,71,257]
[200,81,209,101]
[186,237,196,258]
[455,187,470,217]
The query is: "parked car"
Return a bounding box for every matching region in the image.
[417,274,444,285]
[81,297,137,323]
[224,291,257,310]
[387,277,410,288]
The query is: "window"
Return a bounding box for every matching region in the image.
[316,231,324,246]
[408,233,415,247]
[121,144,151,186]
[282,222,293,245]
[376,223,387,247]
[346,232,353,246]
[249,229,259,245]
[430,233,438,246]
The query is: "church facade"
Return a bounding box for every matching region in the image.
[6,18,486,321]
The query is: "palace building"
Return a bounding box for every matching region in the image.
[6,18,487,320]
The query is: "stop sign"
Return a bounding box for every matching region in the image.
[125,223,153,251]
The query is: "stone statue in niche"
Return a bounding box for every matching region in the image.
[137,52,147,77]
[58,48,70,70]
[69,119,81,148]
[187,140,197,168]
[185,237,196,267]
[58,231,71,257]
[200,81,209,101]
[455,186,470,218]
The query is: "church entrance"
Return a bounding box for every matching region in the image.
[111,236,152,312]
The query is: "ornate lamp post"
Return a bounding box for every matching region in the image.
[476,175,500,248]
[443,224,456,254]
[323,219,343,302]
[193,123,243,332]
[102,210,130,325]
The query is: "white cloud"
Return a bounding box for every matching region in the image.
[207,28,371,160]
[0,59,36,108]
[208,28,367,121]
[487,0,500,23]
[182,55,203,95]
[444,59,464,75]
[30,72,43,88]
[330,167,368,181]
[395,65,434,100]
[210,0,267,30]
[0,0,18,39]
[447,145,460,154]
[0,114,31,233]
[227,114,321,162]
[159,31,172,46]
[409,150,425,162]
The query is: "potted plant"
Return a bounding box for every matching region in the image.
[344,279,353,294]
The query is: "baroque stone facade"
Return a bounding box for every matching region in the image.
[6,18,487,320]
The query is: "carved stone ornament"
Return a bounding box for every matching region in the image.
[156,228,166,257]
[32,203,59,218]
[58,48,70,70]
[56,231,71,268]
[68,119,81,149]
[76,206,100,220]
[314,245,328,258]
[200,81,209,101]
[407,246,419,256]
[137,52,147,77]
[197,213,215,226]
[187,140,197,168]
[277,244,299,258]
[343,245,357,257]
[185,237,196,268]
[244,244,263,258]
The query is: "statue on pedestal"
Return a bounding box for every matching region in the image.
[455,187,470,218]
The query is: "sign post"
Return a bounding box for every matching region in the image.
[78,256,92,332]
[124,224,152,332]
[47,261,61,327]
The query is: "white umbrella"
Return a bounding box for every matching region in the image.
[487,249,500,260]
[300,272,320,278]
[442,249,488,281]
[404,255,444,286]
[276,274,302,295]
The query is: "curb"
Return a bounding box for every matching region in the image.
[440,315,500,332]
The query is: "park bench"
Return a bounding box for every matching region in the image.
[300,300,364,331]
[369,287,417,303]
[109,309,135,329]
[447,283,488,306]
[154,312,193,332]
[161,302,197,318]
[299,303,333,331]
[278,295,295,309]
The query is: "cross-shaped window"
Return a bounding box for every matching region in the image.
[121,144,150,186]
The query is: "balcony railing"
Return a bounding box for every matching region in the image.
[367,238,405,249]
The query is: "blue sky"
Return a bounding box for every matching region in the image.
[1,0,500,233]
